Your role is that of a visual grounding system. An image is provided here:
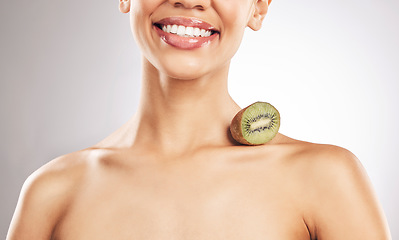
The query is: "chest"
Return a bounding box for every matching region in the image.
[53,159,310,240]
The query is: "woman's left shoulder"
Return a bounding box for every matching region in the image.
[272,134,370,191]
[296,142,366,185]
[276,136,391,239]
[275,134,361,172]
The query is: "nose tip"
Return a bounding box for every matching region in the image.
[168,0,210,10]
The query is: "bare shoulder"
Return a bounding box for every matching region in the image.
[271,134,367,172]
[23,149,91,200]
[7,150,92,239]
[278,137,377,201]
[273,135,391,239]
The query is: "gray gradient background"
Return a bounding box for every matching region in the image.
[1,0,398,238]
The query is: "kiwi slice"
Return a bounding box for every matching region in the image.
[230,102,280,145]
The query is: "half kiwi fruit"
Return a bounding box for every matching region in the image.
[230,102,280,145]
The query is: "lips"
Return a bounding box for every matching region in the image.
[153,17,220,50]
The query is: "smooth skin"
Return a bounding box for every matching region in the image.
[7,0,391,239]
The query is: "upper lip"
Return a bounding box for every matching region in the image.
[153,16,220,33]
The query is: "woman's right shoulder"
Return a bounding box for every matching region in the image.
[19,149,94,207]
[26,149,93,191]
[21,146,122,205]
[7,149,99,239]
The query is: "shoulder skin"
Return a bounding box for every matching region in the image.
[7,151,90,240]
[289,143,391,240]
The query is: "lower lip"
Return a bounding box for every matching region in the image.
[153,25,219,50]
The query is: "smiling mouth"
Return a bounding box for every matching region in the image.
[152,17,220,50]
[154,23,219,38]
[153,17,220,38]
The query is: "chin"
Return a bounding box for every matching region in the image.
[162,66,208,80]
[156,55,213,80]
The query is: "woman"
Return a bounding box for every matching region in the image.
[7,0,391,239]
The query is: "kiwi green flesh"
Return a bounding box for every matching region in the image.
[241,102,280,145]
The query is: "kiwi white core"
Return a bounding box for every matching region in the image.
[250,119,272,131]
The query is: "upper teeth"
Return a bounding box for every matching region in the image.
[161,25,213,37]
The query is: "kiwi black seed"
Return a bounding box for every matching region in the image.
[230,102,280,145]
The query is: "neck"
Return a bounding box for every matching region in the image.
[129,58,240,155]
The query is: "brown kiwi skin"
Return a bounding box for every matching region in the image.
[230,104,255,146]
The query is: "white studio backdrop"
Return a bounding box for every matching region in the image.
[1,0,398,238]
